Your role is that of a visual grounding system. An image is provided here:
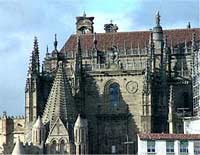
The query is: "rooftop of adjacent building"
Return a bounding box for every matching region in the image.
[138,133,200,140]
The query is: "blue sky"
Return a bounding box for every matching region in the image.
[0,0,199,116]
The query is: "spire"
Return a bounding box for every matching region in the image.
[46,45,49,54]
[124,40,126,52]
[54,34,58,50]
[42,61,75,126]
[75,36,85,114]
[149,31,155,72]
[161,35,168,86]
[149,30,153,46]
[164,35,168,49]
[184,40,188,53]
[187,22,191,29]
[155,11,161,26]
[33,36,39,52]
[93,32,97,49]
[163,35,168,64]
[137,43,141,53]
[12,137,25,155]
[192,32,196,49]
[83,11,86,17]
[29,36,40,75]
[76,35,83,75]
[192,32,197,77]
[144,57,151,94]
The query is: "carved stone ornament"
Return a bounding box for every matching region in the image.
[126,81,138,94]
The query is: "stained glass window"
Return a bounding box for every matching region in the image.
[109,83,120,106]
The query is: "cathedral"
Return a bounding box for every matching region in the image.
[0,11,199,154]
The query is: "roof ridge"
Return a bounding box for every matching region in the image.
[60,28,200,53]
[69,28,200,36]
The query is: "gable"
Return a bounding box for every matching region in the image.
[46,117,69,143]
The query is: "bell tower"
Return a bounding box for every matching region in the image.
[76,12,94,34]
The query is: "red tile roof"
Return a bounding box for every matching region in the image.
[138,133,200,140]
[60,28,200,53]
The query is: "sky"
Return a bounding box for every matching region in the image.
[0,0,199,116]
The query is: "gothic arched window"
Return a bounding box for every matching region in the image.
[50,140,57,154]
[109,83,120,106]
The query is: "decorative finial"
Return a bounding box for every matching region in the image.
[54,34,58,50]
[34,36,37,42]
[156,11,160,26]
[185,40,188,53]
[164,35,168,48]
[83,11,86,17]
[187,22,191,29]
[33,36,38,50]
[46,45,49,54]
[93,32,97,47]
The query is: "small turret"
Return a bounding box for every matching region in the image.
[76,12,94,34]
[12,137,25,155]
[104,20,118,33]
[74,114,88,155]
[29,36,40,75]
[153,11,163,53]
[32,116,45,146]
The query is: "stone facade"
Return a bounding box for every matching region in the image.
[0,12,200,154]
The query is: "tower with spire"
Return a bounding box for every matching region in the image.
[25,37,41,126]
[153,11,164,69]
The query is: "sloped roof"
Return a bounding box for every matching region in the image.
[42,61,74,126]
[138,133,200,140]
[60,28,200,53]
[12,137,25,155]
